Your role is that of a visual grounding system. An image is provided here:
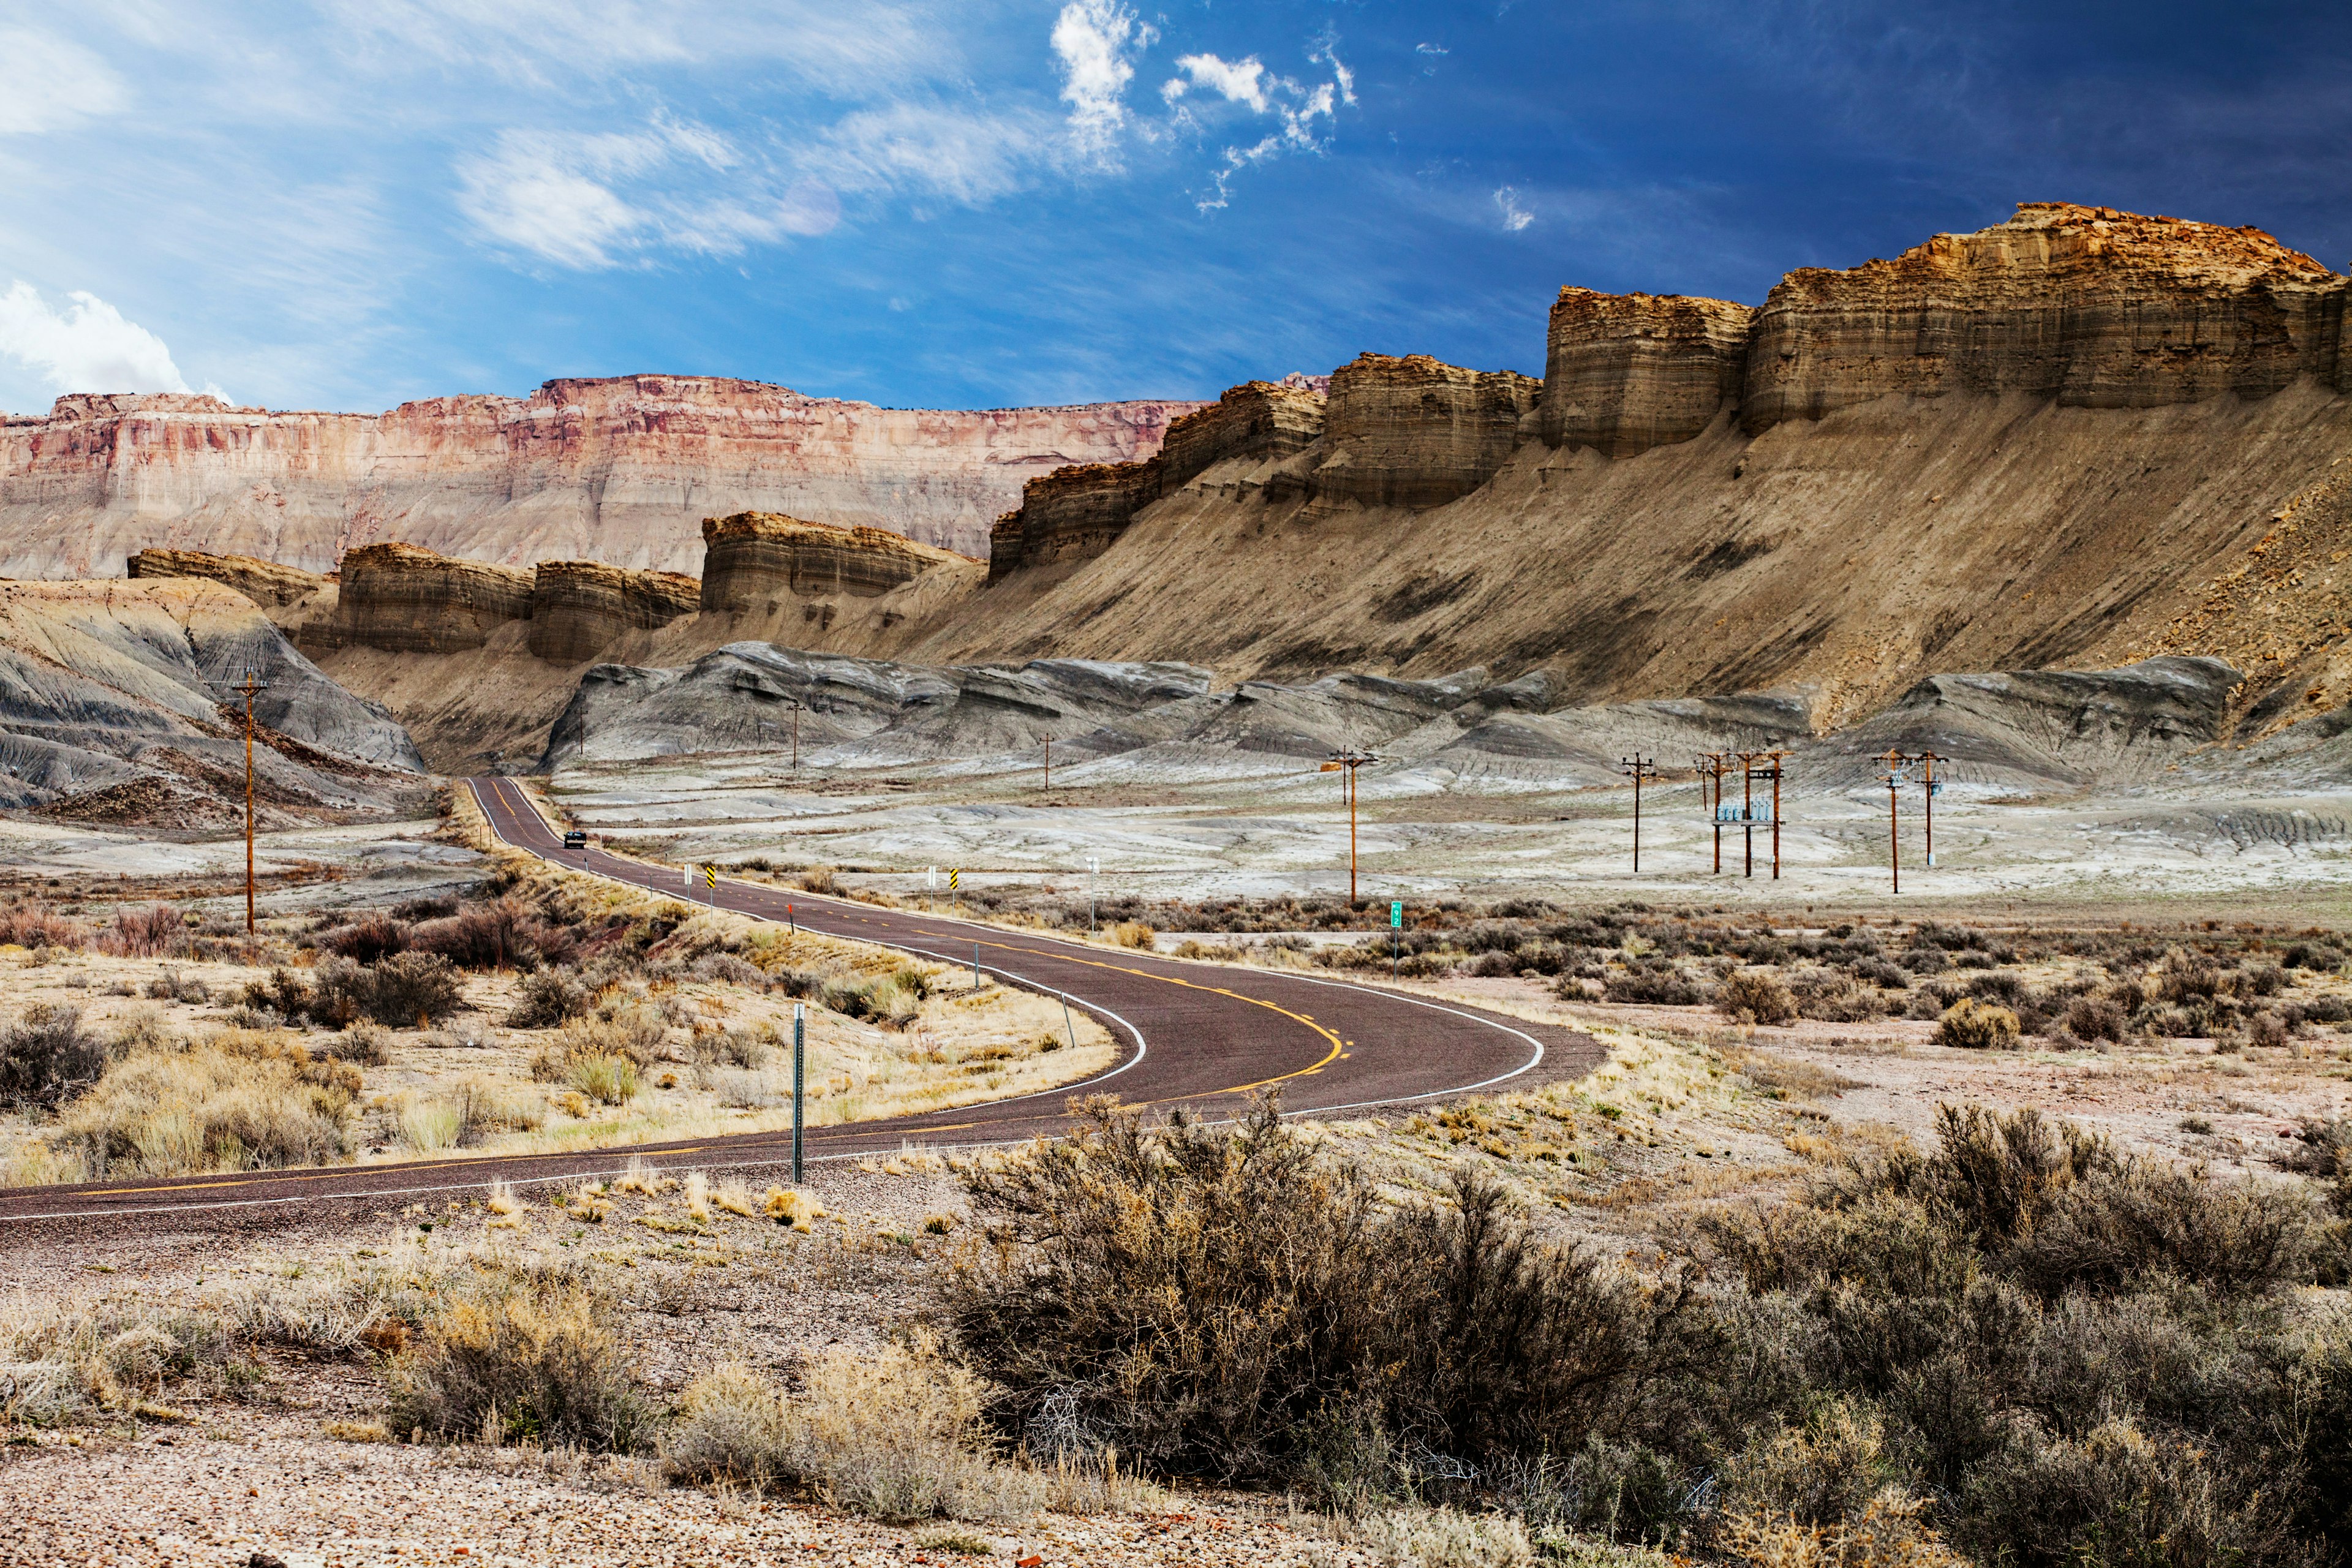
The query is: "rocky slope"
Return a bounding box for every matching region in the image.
[125,548,326,609]
[954,203,2352,734]
[0,377,1204,578]
[300,543,534,655]
[526,560,701,664]
[0,579,425,824]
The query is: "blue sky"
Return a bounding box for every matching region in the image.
[2,1,2348,416]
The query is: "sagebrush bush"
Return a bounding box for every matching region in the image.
[409,899,578,971]
[1717,968,1799,1026]
[94,904,187,959]
[0,1004,105,1109]
[666,1337,1038,1521]
[0,902,87,950]
[383,1259,644,1449]
[949,1096,1671,1492]
[1110,921,1156,950]
[1934,997,2021,1050]
[320,914,410,964]
[507,967,594,1028]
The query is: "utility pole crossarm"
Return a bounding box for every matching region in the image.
[1324,748,1381,904]
[1617,754,1659,873]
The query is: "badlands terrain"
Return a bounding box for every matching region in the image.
[4,200,2352,1566]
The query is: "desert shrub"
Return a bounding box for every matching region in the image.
[1604,962,1706,1006]
[0,1005,105,1109]
[538,1006,666,1072]
[1104,920,1154,950]
[1717,968,1798,1027]
[690,1027,769,1071]
[401,1079,543,1150]
[507,967,594,1028]
[2157,951,2228,1003]
[383,1259,645,1449]
[798,865,843,896]
[0,902,88,950]
[690,951,766,989]
[1787,969,1881,1023]
[318,914,411,964]
[311,952,466,1028]
[326,1020,392,1065]
[143,967,211,1004]
[409,899,578,971]
[948,1096,1670,1493]
[56,1029,360,1175]
[1852,958,1910,990]
[2008,1163,2318,1298]
[2061,995,2127,1044]
[2242,963,2288,997]
[0,1294,235,1425]
[94,904,187,959]
[1934,998,2020,1050]
[1717,1397,1896,1526]
[665,1338,1039,1521]
[1895,947,1948,976]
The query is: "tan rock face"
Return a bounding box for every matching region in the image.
[302,543,533,655]
[1311,353,1540,508]
[1738,202,2350,434]
[526,560,701,665]
[989,380,1328,581]
[699,511,968,614]
[124,548,325,608]
[1542,289,1754,456]
[0,376,1204,579]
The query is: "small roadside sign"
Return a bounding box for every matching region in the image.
[1390,900,1403,928]
[949,868,961,892]
[704,865,718,889]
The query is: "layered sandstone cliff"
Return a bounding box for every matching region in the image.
[700,512,968,613]
[526,561,700,665]
[301,543,532,655]
[988,380,1329,579]
[908,203,2352,732]
[1536,203,2352,456]
[125,548,326,608]
[0,377,1204,579]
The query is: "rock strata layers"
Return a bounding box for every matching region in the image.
[988,381,1327,581]
[526,561,701,664]
[301,543,533,655]
[1542,290,1754,456]
[0,376,1204,578]
[126,548,326,608]
[699,512,969,615]
[1309,353,1541,509]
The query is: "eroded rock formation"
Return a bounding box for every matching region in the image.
[700,512,969,613]
[0,377,1204,579]
[526,560,701,665]
[1309,353,1540,509]
[988,380,1328,579]
[302,543,533,655]
[126,548,326,609]
[1542,290,1754,456]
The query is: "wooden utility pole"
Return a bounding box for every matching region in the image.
[1618,755,1658,872]
[1321,749,1380,903]
[235,671,264,933]
[1694,752,1730,873]
[790,699,801,772]
[1043,737,1050,792]
[1880,750,1910,895]
[1733,749,1792,880]
[1920,750,1940,868]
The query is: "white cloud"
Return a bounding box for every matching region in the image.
[819,102,1050,206]
[1494,185,1534,232]
[1415,42,1449,76]
[1164,53,1270,113]
[1165,43,1355,212]
[0,26,132,134]
[1053,0,1153,164]
[0,283,204,399]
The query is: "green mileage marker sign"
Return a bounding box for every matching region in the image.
[1390,901,1403,927]
[1390,900,1403,981]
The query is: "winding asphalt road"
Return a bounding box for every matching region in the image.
[0,776,1599,1230]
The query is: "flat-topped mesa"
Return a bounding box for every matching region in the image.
[126,548,326,609]
[1309,353,1540,510]
[699,511,970,613]
[1741,201,2350,434]
[303,542,533,654]
[526,560,701,664]
[987,380,1327,582]
[1542,289,1754,456]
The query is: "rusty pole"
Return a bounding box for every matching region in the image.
[1618,755,1657,872]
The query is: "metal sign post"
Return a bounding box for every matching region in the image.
[1618,755,1658,872]
[791,1002,805,1185]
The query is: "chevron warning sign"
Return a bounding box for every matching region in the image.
[704,865,718,889]
[949,868,960,892]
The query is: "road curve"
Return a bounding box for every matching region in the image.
[0,777,1600,1228]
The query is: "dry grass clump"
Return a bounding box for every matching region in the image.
[52,1027,363,1177]
[1313,1507,1537,1567]
[665,1335,1041,1522]
[0,901,90,950]
[0,1293,233,1427]
[1109,921,1155,950]
[1717,968,1798,1027]
[382,1254,646,1449]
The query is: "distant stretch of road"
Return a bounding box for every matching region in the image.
[0,776,1598,1229]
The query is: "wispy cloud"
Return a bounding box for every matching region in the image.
[819,102,1053,207]
[1494,185,1534,232]
[1164,43,1356,211]
[0,283,208,400]
[0,26,132,135]
[1054,0,1155,167]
